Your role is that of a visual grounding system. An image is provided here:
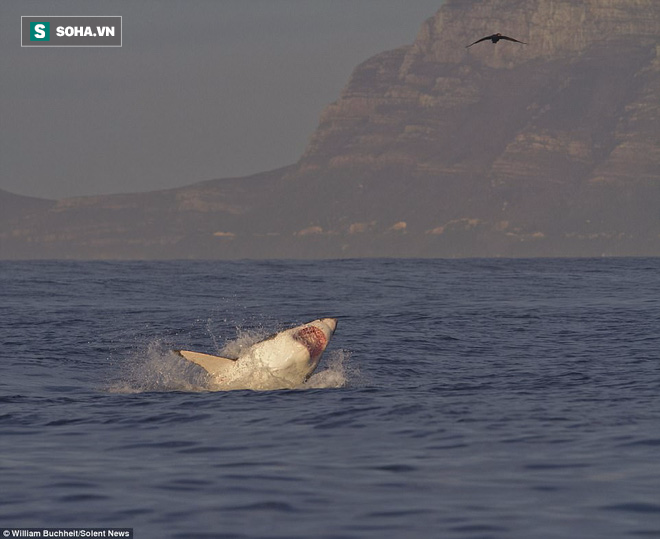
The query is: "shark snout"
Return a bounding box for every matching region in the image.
[320,318,337,334]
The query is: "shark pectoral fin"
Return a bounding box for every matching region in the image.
[175,350,237,376]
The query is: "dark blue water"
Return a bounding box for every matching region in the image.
[1,258,659,538]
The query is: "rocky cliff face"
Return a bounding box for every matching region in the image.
[2,0,659,259]
[302,0,660,175]
[412,0,659,66]
[290,0,660,257]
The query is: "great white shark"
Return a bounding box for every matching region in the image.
[175,318,338,390]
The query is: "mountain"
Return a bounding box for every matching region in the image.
[2,0,659,259]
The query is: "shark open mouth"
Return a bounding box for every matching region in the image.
[294,326,328,358]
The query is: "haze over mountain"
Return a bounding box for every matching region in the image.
[2,0,659,259]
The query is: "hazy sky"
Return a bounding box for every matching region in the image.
[1,0,444,199]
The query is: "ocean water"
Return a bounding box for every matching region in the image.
[1,258,659,539]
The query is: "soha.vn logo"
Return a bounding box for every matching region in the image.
[23,17,122,47]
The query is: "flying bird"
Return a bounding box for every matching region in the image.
[466,33,527,48]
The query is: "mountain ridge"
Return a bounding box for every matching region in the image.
[2,0,659,259]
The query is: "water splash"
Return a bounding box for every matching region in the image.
[107,339,210,394]
[304,349,352,389]
[217,326,269,360]
[205,317,222,353]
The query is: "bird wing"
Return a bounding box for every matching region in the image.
[465,35,494,48]
[499,35,527,44]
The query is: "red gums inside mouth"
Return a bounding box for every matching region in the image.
[294,326,328,358]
